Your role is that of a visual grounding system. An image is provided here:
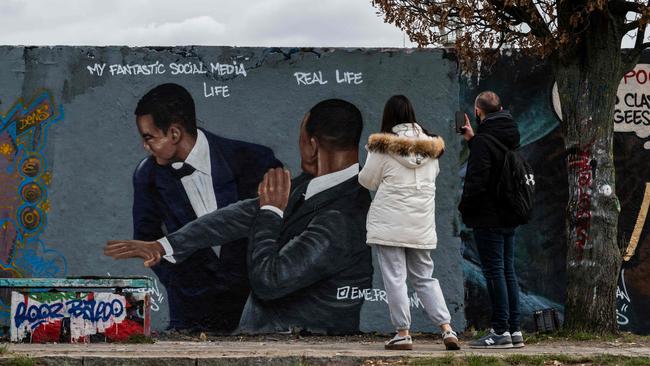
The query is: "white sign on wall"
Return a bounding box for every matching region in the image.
[552,64,650,149]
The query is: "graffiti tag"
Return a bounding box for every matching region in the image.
[123,278,164,312]
[617,269,632,326]
[13,301,64,329]
[66,299,124,323]
[28,292,79,303]
[336,286,424,308]
[14,298,124,330]
[568,149,594,259]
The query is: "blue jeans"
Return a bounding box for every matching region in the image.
[473,227,520,334]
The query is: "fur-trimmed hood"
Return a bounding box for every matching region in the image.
[366,123,444,168]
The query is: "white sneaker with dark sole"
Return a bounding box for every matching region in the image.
[385,334,413,350]
[442,330,461,350]
[511,331,525,348]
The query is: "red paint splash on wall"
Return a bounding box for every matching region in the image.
[569,149,594,260]
[104,319,144,342]
[31,320,62,343]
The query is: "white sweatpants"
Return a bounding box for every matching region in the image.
[375,245,452,331]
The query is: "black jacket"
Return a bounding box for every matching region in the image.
[459,111,521,228]
[166,173,373,334]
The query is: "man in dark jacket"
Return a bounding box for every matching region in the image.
[130,83,282,332]
[106,99,374,335]
[459,91,524,349]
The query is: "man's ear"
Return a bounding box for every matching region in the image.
[300,136,319,175]
[309,136,320,157]
[169,125,182,144]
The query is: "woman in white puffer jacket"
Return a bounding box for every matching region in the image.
[359,95,459,351]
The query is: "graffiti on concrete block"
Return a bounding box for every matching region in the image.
[10,291,148,343]
[123,277,164,312]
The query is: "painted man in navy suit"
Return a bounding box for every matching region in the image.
[131,83,282,332]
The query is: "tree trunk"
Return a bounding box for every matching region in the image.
[553,13,626,333]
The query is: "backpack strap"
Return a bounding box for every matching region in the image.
[480,133,510,152]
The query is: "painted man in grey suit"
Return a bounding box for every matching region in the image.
[105,99,373,335]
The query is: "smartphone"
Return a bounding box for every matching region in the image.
[454,111,466,133]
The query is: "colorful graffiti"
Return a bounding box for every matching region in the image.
[0,91,65,324]
[10,291,149,343]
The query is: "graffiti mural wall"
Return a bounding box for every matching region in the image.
[2,46,648,336]
[461,54,650,334]
[0,46,464,335]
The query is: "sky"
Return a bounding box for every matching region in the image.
[0,0,640,48]
[0,0,416,47]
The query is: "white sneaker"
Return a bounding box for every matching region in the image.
[385,333,413,350]
[511,331,525,348]
[442,330,461,350]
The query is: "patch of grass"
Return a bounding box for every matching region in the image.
[408,354,650,366]
[436,354,456,365]
[293,356,311,366]
[503,354,546,366]
[410,355,506,366]
[466,355,505,366]
[521,329,650,344]
[462,327,489,339]
[618,332,650,344]
[589,355,650,366]
[6,355,34,366]
[0,344,8,355]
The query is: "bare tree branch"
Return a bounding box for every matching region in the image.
[609,0,645,15]
[624,20,641,32]
[488,0,554,39]
[623,11,649,71]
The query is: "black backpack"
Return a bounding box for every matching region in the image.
[481,134,535,225]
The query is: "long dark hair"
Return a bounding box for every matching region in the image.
[380,95,432,135]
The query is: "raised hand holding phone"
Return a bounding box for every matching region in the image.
[454,111,466,133]
[462,113,474,141]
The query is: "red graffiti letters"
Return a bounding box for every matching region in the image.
[569,149,593,259]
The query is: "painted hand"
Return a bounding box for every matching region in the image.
[258,168,291,211]
[463,113,475,141]
[104,240,165,268]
